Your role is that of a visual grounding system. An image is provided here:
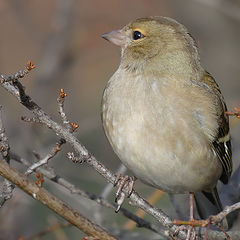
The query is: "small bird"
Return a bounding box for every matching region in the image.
[101,16,232,222]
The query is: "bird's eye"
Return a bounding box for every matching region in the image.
[133,31,144,40]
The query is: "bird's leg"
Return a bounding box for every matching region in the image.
[173,192,201,239]
[173,192,205,226]
[189,192,194,221]
[186,192,195,239]
[114,174,136,212]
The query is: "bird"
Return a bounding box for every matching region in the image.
[101,16,232,223]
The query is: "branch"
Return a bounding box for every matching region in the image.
[11,151,165,236]
[210,203,240,225]
[2,62,240,239]
[206,229,240,240]
[57,88,79,132]
[0,107,14,207]
[0,62,180,239]
[25,138,66,175]
[0,158,117,240]
[226,107,240,119]
[0,61,35,83]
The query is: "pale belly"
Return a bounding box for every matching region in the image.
[102,104,222,193]
[102,73,222,193]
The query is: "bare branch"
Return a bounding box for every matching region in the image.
[11,151,165,236]
[210,203,240,225]
[226,107,240,119]
[67,151,89,163]
[2,62,240,239]
[57,88,79,133]
[0,107,14,207]
[0,61,35,83]
[0,158,117,240]
[25,138,66,175]
[0,107,10,162]
[57,88,72,131]
[206,229,240,240]
[21,116,41,124]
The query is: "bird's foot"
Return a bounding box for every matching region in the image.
[172,192,204,239]
[173,218,205,240]
[114,174,136,212]
[173,225,198,240]
[173,218,231,240]
[173,218,211,240]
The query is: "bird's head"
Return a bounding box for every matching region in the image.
[102,16,200,74]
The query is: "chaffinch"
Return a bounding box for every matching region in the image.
[101,16,232,223]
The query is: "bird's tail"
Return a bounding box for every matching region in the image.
[194,187,228,230]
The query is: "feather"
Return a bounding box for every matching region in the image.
[201,72,232,184]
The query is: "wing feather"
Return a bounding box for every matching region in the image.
[201,72,232,184]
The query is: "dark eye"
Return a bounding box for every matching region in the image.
[133,31,144,40]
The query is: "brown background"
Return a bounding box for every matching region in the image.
[0,1,239,239]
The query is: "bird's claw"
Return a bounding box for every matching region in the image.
[115,191,125,213]
[114,174,136,212]
[173,225,197,240]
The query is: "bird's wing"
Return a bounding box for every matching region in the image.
[201,71,232,184]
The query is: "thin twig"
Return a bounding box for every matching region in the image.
[206,229,240,240]
[226,107,240,119]
[57,88,73,132]
[211,202,240,225]
[0,61,35,83]
[25,138,66,175]
[57,89,79,132]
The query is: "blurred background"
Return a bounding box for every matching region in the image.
[0,0,239,239]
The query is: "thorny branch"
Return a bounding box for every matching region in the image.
[0,62,240,239]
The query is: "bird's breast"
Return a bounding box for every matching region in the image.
[102,69,222,193]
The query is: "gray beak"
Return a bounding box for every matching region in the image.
[101,30,127,47]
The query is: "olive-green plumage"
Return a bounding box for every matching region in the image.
[101,16,232,220]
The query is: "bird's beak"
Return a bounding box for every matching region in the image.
[101,30,127,47]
